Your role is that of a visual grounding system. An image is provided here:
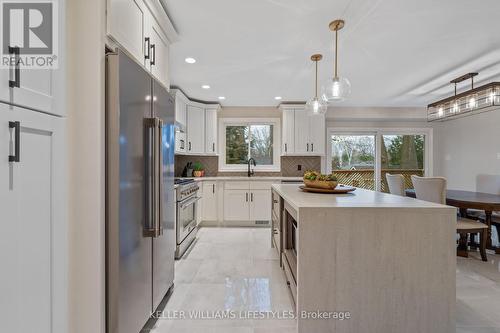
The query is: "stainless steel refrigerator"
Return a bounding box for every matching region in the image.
[105,50,176,333]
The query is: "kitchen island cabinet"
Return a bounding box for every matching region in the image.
[271,184,456,333]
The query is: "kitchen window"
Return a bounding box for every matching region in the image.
[219,118,281,171]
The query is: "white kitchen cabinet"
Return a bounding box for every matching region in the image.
[249,189,272,221]
[202,182,218,221]
[107,0,175,88]
[223,189,250,221]
[147,15,170,89]
[280,105,325,156]
[174,91,187,128]
[107,0,148,63]
[308,114,325,154]
[0,103,66,333]
[205,107,218,154]
[186,105,205,154]
[294,109,309,154]
[223,181,273,222]
[282,108,295,154]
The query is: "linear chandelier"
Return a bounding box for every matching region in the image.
[427,73,500,122]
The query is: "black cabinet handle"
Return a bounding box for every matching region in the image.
[212,142,215,152]
[9,121,20,162]
[188,142,191,151]
[144,37,150,60]
[284,143,287,152]
[246,193,248,202]
[251,193,254,202]
[306,143,309,152]
[9,47,20,88]
[311,143,314,152]
[212,184,215,193]
[150,44,156,66]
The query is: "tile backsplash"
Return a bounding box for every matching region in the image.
[174,155,321,177]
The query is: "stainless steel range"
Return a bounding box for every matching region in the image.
[175,179,200,258]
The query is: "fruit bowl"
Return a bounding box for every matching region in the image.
[303,179,338,190]
[303,171,338,190]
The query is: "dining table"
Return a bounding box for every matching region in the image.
[406,189,500,254]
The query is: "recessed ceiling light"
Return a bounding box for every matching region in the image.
[274,96,282,100]
[218,96,226,100]
[202,85,210,89]
[185,57,196,64]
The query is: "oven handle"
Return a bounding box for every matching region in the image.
[180,196,201,210]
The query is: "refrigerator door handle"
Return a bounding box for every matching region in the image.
[157,119,164,236]
[144,118,161,237]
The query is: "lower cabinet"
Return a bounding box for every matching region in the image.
[0,103,66,333]
[223,189,249,221]
[249,189,272,221]
[202,181,218,221]
[223,182,273,222]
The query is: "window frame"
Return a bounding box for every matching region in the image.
[326,127,433,192]
[219,118,281,172]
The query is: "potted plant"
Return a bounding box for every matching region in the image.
[192,161,205,177]
[303,171,338,189]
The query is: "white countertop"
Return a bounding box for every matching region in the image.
[271,183,451,211]
[192,176,303,181]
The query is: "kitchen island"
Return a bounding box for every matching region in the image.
[270,184,456,333]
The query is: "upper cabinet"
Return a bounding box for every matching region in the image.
[205,107,218,154]
[107,0,178,89]
[173,89,220,156]
[280,105,325,156]
[186,105,205,154]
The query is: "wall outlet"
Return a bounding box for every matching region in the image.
[297,164,302,171]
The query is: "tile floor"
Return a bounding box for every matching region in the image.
[150,227,500,333]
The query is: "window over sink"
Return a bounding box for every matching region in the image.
[219,118,281,172]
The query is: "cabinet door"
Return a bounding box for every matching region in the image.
[175,97,187,127]
[0,103,66,333]
[223,189,249,221]
[107,0,148,64]
[186,105,205,153]
[250,190,272,221]
[148,18,170,88]
[205,108,218,154]
[202,182,218,221]
[308,114,325,155]
[282,108,295,154]
[294,109,309,154]
[0,66,10,104]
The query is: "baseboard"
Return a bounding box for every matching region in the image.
[200,220,271,227]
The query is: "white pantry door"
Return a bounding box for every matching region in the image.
[0,103,66,333]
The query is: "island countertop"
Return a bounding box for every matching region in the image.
[271,183,449,211]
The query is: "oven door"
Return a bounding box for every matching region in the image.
[176,195,200,243]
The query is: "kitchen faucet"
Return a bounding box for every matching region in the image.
[247,158,256,177]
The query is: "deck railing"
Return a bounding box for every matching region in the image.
[333,169,424,192]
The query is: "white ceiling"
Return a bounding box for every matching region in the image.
[165,0,500,107]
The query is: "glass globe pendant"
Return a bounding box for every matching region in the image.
[322,19,351,102]
[306,54,328,115]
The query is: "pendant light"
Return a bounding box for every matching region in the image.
[322,19,351,102]
[306,54,328,115]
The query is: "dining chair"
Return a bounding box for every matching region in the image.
[411,175,488,261]
[386,174,405,196]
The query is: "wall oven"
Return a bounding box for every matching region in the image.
[175,179,200,258]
